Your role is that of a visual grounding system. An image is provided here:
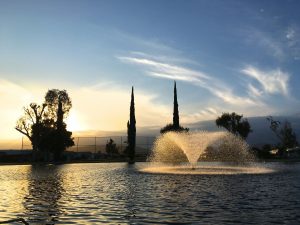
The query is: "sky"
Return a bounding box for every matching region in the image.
[1,0,300,143]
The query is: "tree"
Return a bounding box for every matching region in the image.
[267,116,298,155]
[173,81,179,128]
[216,112,252,139]
[160,123,189,134]
[45,89,72,120]
[106,139,119,156]
[126,87,136,163]
[15,103,48,153]
[15,89,74,161]
[160,81,189,134]
[48,99,74,161]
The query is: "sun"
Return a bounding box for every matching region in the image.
[66,111,85,131]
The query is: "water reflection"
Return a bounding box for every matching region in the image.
[0,163,299,224]
[0,165,30,222]
[23,165,64,224]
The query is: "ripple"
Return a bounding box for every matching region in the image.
[0,163,299,224]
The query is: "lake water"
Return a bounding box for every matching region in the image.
[0,162,300,224]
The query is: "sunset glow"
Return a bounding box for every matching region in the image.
[0,0,300,145]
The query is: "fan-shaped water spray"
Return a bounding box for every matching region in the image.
[143,131,273,175]
[149,131,255,164]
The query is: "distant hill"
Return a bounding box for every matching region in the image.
[135,116,300,148]
[186,116,300,147]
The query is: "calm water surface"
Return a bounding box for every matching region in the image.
[0,162,299,224]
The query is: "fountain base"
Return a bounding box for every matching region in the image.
[140,163,274,175]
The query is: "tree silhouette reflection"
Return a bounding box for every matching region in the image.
[23,165,64,224]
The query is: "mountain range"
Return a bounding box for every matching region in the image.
[136,115,300,147]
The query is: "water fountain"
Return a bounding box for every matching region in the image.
[142,131,274,175]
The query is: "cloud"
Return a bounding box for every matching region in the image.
[285,25,300,60]
[112,29,177,53]
[0,79,173,143]
[119,55,258,107]
[241,66,289,96]
[118,56,210,81]
[129,51,201,66]
[70,84,171,132]
[244,28,285,60]
[244,26,300,61]
[247,84,263,98]
[181,107,220,124]
[0,79,38,140]
[286,27,296,43]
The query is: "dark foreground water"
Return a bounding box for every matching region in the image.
[0,162,299,224]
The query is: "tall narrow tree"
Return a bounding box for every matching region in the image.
[52,100,67,161]
[160,81,189,134]
[173,81,179,129]
[56,100,64,131]
[127,86,136,163]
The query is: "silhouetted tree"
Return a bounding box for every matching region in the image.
[216,112,252,139]
[160,123,189,134]
[160,81,189,134]
[45,89,72,120]
[106,139,119,156]
[126,87,136,163]
[173,81,179,129]
[15,103,48,155]
[251,144,273,159]
[50,99,74,161]
[267,116,298,156]
[15,89,74,161]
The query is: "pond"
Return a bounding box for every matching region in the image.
[0,162,299,224]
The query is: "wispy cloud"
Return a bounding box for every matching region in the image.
[129,51,201,66]
[112,29,177,53]
[0,79,37,140]
[241,66,290,96]
[118,55,258,107]
[118,56,209,81]
[285,25,300,60]
[247,83,263,98]
[243,25,300,61]
[244,28,285,60]
[181,107,220,124]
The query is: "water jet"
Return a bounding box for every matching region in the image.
[142,131,273,175]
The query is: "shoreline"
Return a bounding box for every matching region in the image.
[1,158,300,166]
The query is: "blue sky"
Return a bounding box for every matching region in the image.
[1,0,300,141]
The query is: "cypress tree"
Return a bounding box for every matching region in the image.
[160,81,189,134]
[173,81,179,129]
[56,100,64,131]
[127,86,136,163]
[49,99,74,161]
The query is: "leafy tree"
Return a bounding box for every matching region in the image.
[45,89,72,120]
[126,87,136,163]
[15,103,48,153]
[15,89,74,161]
[160,81,189,134]
[267,116,298,155]
[49,99,74,161]
[216,112,252,139]
[160,123,189,134]
[106,139,119,156]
